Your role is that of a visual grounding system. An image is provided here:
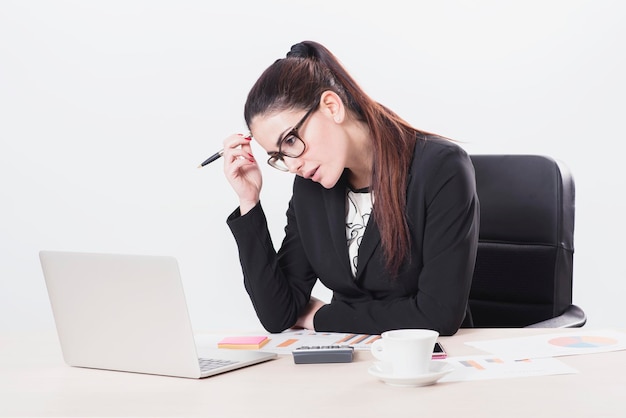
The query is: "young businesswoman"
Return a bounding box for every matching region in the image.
[221,41,479,336]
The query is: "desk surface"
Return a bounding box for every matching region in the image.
[1,328,624,418]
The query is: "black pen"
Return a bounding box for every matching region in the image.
[197,149,224,168]
[198,133,252,168]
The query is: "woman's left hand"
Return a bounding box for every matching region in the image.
[294,297,326,330]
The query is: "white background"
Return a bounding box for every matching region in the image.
[1,0,624,333]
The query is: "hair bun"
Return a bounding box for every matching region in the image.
[286,42,317,59]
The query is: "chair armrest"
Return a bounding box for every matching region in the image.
[525,304,587,328]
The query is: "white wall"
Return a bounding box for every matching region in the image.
[1,0,624,333]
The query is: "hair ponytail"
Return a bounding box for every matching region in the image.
[286,42,318,59]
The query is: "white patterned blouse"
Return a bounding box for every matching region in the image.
[345,187,373,277]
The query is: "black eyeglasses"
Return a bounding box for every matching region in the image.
[267,100,319,171]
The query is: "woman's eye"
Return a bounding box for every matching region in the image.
[282,135,297,147]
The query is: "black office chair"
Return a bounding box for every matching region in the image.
[468,154,586,328]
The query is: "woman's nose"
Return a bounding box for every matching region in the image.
[284,157,303,174]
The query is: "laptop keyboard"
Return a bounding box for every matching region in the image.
[198,358,239,373]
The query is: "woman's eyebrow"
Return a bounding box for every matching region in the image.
[266,128,292,156]
[275,127,293,147]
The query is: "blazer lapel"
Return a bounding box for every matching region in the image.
[337,138,416,281]
[355,214,381,280]
[324,175,353,277]
[321,170,383,281]
[356,156,414,279]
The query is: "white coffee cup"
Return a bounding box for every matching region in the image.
[371,329,439,377]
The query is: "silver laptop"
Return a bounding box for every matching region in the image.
[39,250,276,379]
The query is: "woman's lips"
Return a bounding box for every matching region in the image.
[305,167,319,180]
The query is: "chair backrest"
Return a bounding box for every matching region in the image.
[468,155,576,327]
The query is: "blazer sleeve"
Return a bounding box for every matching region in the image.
[227,201,318,333]
[313,144,479,336]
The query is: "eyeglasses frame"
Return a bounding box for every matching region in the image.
[267,100,320,171]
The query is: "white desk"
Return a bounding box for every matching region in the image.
[1,328,624,417]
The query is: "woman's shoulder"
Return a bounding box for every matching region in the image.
[413,133,472,168]
[408,133,476,200]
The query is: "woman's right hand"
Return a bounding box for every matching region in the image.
[222,133,262,215]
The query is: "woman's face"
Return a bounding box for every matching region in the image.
[250,104,350,189]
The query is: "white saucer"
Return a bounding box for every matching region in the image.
[368,361,454,387]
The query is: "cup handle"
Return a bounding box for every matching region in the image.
[371,339,385,361]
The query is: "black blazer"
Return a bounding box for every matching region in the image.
[227,135,479,336]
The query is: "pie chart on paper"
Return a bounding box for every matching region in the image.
[547,335,618,349]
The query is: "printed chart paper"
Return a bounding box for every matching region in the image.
[261,330,380,354]
[194,330,379,354]
[439,355,578,382]
[465,329,626,360]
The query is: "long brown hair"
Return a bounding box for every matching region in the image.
[244,41,424,276]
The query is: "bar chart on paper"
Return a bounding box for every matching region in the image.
[440,355,578,382]
[262,330,381,354]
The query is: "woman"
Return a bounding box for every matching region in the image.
[222,41,479,336]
